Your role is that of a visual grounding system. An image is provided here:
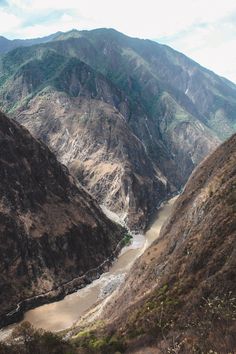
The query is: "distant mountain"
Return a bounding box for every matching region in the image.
[80,132,236,353]
[0,28,236,228]
[0,32,61,55]
[0,110,125,327]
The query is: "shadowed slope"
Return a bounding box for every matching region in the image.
[0,110,125,327]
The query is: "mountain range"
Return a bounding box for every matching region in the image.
[1,28,236,228]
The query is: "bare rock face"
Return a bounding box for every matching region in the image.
[0,110,125,326]
[16,90,170,230]
[95,134,236,353]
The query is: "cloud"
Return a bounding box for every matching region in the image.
[2,0,235,39]
[0,9,22,34]
[157,12,236,82]
[16,11,90,38]
[0,0,235,82]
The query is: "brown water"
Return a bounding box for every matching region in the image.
[0,196,177,337]
[144,196,177,248]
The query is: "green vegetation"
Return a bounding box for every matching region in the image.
[121,233,133,246]
[126,284,179,339]
[72,329,125,353]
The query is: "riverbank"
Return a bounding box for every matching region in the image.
[72,195,179,328]
[0,232,127,329]
[0,195,178,339]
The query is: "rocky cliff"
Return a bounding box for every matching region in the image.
[0,28,228,229]
[75,133,236,353]
[0,110,125,327]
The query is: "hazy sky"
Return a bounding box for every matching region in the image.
[0,0,236,83]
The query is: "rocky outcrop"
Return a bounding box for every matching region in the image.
[0,110,125,327]
[87,133,236,353]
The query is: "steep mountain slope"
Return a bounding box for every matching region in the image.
[0,46,176,230]
[0,50,172,228]
[52,28,236,140]
[0,110,125,327]
[19,93,170,229]
[81,133,236,353]
[1,28,234,228]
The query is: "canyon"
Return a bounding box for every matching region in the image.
[0,28,235,354]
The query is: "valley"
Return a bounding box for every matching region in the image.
[0,27,235,354]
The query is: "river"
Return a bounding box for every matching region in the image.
[0,196,177,338]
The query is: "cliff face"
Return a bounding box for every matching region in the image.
[0,29,228,229]
[88,134,236,353]
[0,111,125,326]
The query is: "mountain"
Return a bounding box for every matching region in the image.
[52,28,236,140]
[1,28,236,228]
[0,32,61,55]
[0,110,125,327]
[73,133,236,353]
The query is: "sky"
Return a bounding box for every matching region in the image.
[0,0,236,83]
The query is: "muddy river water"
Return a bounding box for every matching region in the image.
[0,196,177,338]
